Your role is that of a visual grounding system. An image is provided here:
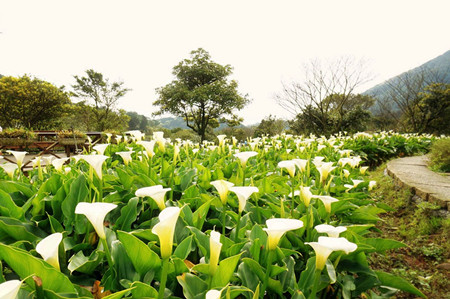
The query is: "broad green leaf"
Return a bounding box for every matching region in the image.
[177,273,208,299]
[192,199,212,230]
[374,270,426,298]
[174,235,194,260]
[0,243,76,293]
[102,287,135,299]
[61,174,89,228]
[117,231,161,276]
[131,281,158,298]
[115,197,139,231]
[242,258,264,281]
[0,189,24,219]
[0,181,34,198]
[211,253,242,288]
[0,216,46,242]
[363,238,405,252]
[67,250,105,274]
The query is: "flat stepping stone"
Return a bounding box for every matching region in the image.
[386,156,450,211]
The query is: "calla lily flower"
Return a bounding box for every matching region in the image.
[116,151,133,166]
[230,186,259,214]
[93,143,109,155]
[342,169,350,178]
[105,133,112,143]
[1,163,18,179]
[135,185,171,210]
[312,156,325,168]
[75,202,117,240]
[6,150,27,169]
[278,160,296,177]
[368,180,377,191]
[31,156,41,168]
[64,167,71,174]
[0,280,22,299]
[153,131,166,152]
[43,155,55,166]
[360,166,369,174]
[317,162,336,182]
[234,151,258,168]
[206,290,222,299]
[152,206,181,259]
[292,158,308,172]
[137,140,156,157]
[304,241,334,271]
[311,195,339,213]
[264,218,303,250]
[211,180,234,205]
[209,230,222,275]
[300,186,313,207]
[78,155,109,180]
[318,236,357,254]
[315,224,347,238]
[36,233,63,270]
[344,179,364,191]
[173,145,180,162]
[51,158,69,172]
[217,134,226,146]
[349,156,362,168]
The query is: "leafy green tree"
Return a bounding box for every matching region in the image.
[72,69,130,131]
[254,115,286,137]
[414,83,450,134]
[0,75,70,129]
[154,48,250,141]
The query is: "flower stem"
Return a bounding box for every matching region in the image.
[234,212,241,242]
[308,269,322,299]
[262,249,275,297]
[101,238,114,273]
[158,258,170,299]
[222,209,227,235]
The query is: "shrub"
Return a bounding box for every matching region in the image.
[429,138,450,172]
[0,127,36,139]
[57,129,86,139]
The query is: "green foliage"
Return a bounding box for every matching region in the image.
[428,138,450,172]
[57,129,87,139]
[72,70,130,131]
[0,75,70,129]
[0,128,36,139]
[415,83,450,134]
[154,48,250,141]
[254,115,286,137]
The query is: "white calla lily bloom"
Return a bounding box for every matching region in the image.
[6,150,27,169]
[152,207,181,259]
[311,195,339,213]
[368,180,377,191]
[116,151,133,166]
[78,155,109,180]
[217,134,227,146]
[1,163,18,179]
[135,185,171,210]
[31,156,41,168]
[230,186,259,213]
[137,140,156,158]
[318,236,357,254]
[233,151,258,168]
[75,202,117,240]
[209,230,222,275]
[51,158,69,172]
[210,180,234,205]
[292,158,308,172]
[0,280,22,299]
[317,162,336,182]
[36,233,63,270]
[93,144,109,155]
[315,224,347,238]
[206,290,222,299]
[264,218,303,250]
[300,186,313,207]
[278,160,296,177]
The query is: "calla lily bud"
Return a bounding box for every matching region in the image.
[264,218,303,251]
[75,202,117,240]
[152,207,181,259]
[135,185,171,210]
[211,180,234,205]
[36,233,63,270]
[230,186,259,214]
[209,230,222,275]
[0,280,22,299]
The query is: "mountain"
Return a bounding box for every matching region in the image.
[364,50,450,99]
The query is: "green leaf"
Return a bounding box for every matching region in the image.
[116,168,134,190]
[102,287,135,299]
[326,260,336,283]
[211,253,242,288]
[130,281,158,298]
[242,258,264,281]
[115,197,139,231]
[117,231,161,276]
[174,235,194,260]
[177,273,208,299]
[0,243,76,293]
[192,199,212,230]
[67,250,105,274]
[61,174,89,228]
[0,181,34,198]
[0,189,24,219]
[0,216,46,242]
[374,270,426,298]
[363,238,406,252]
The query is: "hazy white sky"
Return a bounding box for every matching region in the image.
[1,0,449,125]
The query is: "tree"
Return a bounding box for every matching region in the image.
[154,48,250,141]
[415,83,450,134]
[254,115,286,137]
[0,75,70,129]
[72,69,130,131]
[276,57,373,135]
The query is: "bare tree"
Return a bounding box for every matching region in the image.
[275,56,374,133]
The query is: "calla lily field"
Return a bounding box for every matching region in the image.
[0,131,435,298]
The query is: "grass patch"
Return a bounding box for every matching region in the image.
[368,163,450,298]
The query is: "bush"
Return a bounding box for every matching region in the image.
[429,138,450,172]
[0,128,36,139]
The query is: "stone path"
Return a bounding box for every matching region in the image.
[386,155,450,211]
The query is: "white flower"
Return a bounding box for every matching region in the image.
[152,207,181,259]
[278,160,296,177]
[0,163,18,179]
[368,180,377,191]
[206,290,222,299]
[75,202,117,239]
[0,280,22,299]
[36,233,63,270]
[93,143,109,155]
[217,134,227,146]
[78,155,109,180]
[6,150,27,169]
[230,186,259,214]
[306,236,356,270]
[234,151,258,167]
[210,180,234,205]
[311,195,339,213]
[264,218,303,250]
[137,140,156,158]
[317,162,336,182]
[300,186,313,207]
[51,158,69,172]
[209,230,222,275]
[135,185,171,210]
[315,224,347,238]
[292,158,308,172]
[116,151,133,166]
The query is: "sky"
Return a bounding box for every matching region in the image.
[1,0,449,125]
